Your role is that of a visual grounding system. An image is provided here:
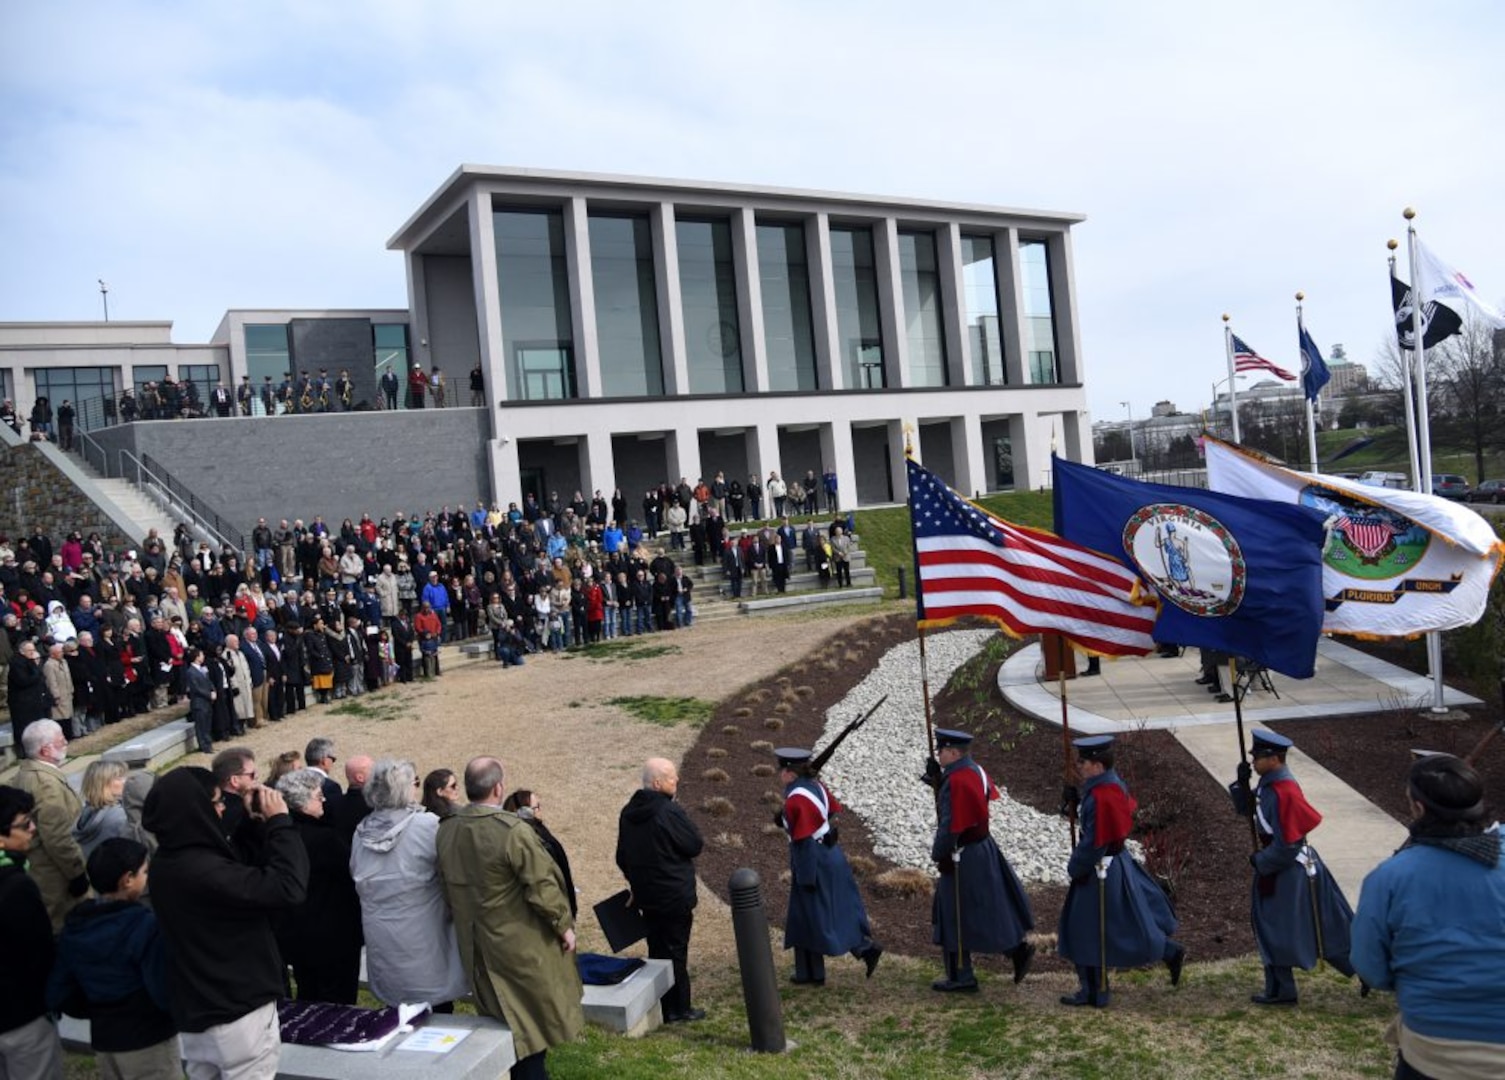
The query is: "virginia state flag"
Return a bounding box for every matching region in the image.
[1052,455,1329,678]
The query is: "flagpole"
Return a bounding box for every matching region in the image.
[1222,314,1241,443]
[1404,207,1448,714]
[1388,238,1423,489]
[918,625,937,757]
[1296,292,1320,472]
[1057,636,1079,847]
[1229,658,1260,853]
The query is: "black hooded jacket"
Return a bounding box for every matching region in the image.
[142,767,309,1032]
[615,789,703,913]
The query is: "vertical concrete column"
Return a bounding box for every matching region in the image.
[669,426,702,487]
[951,414,988,498]
[405,251,432,387]
[731,208,769,394]
[583,432,616,498]
[469,187,513,504]
[820,420,856,509]
[563,196,602,399]
[937,223,970,388]
[888,417,915,502]
[749,422,781,489]
[1008,412,1043,493]
[997,228,1028,387]
[489,432,522,512]
[872,218,909,389]
[1063,409,1092,465]
[651,203,690,396]
[807,213,843,391]
[1047,230,1084,386]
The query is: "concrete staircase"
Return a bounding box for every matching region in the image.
[88,475,181,543]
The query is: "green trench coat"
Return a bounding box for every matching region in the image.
[435,803,583,1058]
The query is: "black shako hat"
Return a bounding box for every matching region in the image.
[935,729,973,750]
[774,748,812,769]
[1073,734,1115,761]
[1250,729,1293,757]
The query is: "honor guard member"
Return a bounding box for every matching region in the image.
[1058,735,1184,1007]
[774,748,882,986]
[925,729,1036,992]
[1230,729,1358,1005]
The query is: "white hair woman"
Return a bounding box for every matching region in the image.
[351,758,469,1010]
[73,759,130,859]
[273,768,362,1003]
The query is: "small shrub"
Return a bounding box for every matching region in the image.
[761,822,785,837]
[745,689,770,705]
[702,796,736,818]
[847,855,878,881]
[764,718,784,731]
[702,768,729,783]
[794,685,815,699]
[750,739,774,752]
[721,724,741,735]
[714,831,745,849]
[773,701,793,715]
[872,867,933,900]
[821,659,840,673]
[778,869,793,886]
[706,747,728,759]
[751,763,775,777]
[760,789,783,806]
[734,707,753,719]
[775,676,792,687]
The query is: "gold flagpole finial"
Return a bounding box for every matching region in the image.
[1295,291,1305,302]
[1402,206,1416,221]
[1387,238,1399,252]
[1221,312,1230,323]
[903,422,916,458]
[1051,423,1058,454]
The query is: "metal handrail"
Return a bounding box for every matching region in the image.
[75,427,109,474]
[119,449,246,554]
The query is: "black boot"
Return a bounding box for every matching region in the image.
[932,949,978,992]
[1009,941,1036,984]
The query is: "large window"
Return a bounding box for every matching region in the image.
[830,226,885,390]
[35,366,116,431]
[961,235,1004,385]
[756,222,818,392]
[677,219,743,394]
[589,214,663,397]
[1020,240,1058,384]
[244,324,292,386]
[898,231,948,387]
[495,209,577,401]
[373,324,409,382]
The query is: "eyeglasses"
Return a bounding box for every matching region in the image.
[237,770,258,780]
[8,815,36,832]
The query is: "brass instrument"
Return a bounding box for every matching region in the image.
[340,381,352,408]
[299,387,314,412]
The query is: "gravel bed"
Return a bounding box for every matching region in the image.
[817,629,1073,885]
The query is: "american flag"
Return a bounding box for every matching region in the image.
[1232,334,1297,381]
[907,459,1158,656]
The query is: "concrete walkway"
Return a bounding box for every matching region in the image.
[999,639,1479,903]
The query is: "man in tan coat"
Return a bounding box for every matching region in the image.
[436,756,582,1080]
[42,643,74,735]
[15,720,88,930]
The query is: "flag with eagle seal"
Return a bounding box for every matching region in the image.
[1205,436,1505,639]
[1052,455,1329,679]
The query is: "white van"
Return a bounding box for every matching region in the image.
[1357,471,1409,490]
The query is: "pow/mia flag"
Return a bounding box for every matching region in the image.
[1392,272,1462,351]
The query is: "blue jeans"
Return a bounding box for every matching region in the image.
[635,604,651,634]
[256,548,272,570]
[675,593,693,628]
[618,607,634,635]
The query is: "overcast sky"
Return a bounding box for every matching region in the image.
[3,1,1501,425]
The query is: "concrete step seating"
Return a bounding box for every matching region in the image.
[100,717,197,769]
[740,586,885,615]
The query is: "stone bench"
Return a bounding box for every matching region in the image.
[100,718,197,769]
[358,950,673,1038]
[60,1012,516,1080]
[740,586,885,615]
[456,641,491,659]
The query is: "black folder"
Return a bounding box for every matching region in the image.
[592,890,648,953]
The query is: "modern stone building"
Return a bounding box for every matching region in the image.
[1,167,1094,528]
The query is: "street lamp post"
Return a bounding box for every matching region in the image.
[1121,401,1137,472]
[98,279,109,322]
[1210,374,1247,440]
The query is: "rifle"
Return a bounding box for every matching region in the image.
[810,693,888,773]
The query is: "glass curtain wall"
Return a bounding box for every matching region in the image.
[830,226,885,389]
[1020,240,1058,384]
[756,221,818,392]
[589,214,663,397]
[244,325,291,385]
[676,219,743,394]
[34,366,116,431]
[494,208,577,401]
[961,235,1004,385]
[898,231,947,387]
[373,324,409,378]
[180,363,219,411]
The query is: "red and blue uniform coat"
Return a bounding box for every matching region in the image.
[930,756,1033,954]
[782,778,873,956]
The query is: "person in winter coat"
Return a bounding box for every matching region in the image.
[142,767,308,1079]
[72,760,130,861]
[47,837,181,1078]
[616,757,705,1023]
[7,639,47,756]
[222,634,255,731]
[504,789,578,919]
[350,759,469,1010]
[0,785,66,1080]
[16,720,88,932]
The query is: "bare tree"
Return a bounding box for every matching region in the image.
[1425,312,1504,483]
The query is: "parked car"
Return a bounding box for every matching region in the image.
[1430,474,1471,500]
[1358,471,1410,490]
[1467,478,1505,504]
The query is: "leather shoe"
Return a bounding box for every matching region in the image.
[1059,992,1109,1008]
[1194,675,1214,685]
[790,976,825,987]
[1011,942,1036,984]
[1166,947,1185,987]
[664,1008,707,1023]
[1215,694,1234,703]
[1359,980,1371,998]
[863,945,883,980]
[932,977,979,993]
[1250,994,1297,1006]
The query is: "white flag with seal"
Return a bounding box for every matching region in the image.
[1205,436,1504,638]
[1415,240,1505,329]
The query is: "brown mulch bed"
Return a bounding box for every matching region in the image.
[687,615,1251,975]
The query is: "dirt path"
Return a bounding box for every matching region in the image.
[177,613,879,963]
